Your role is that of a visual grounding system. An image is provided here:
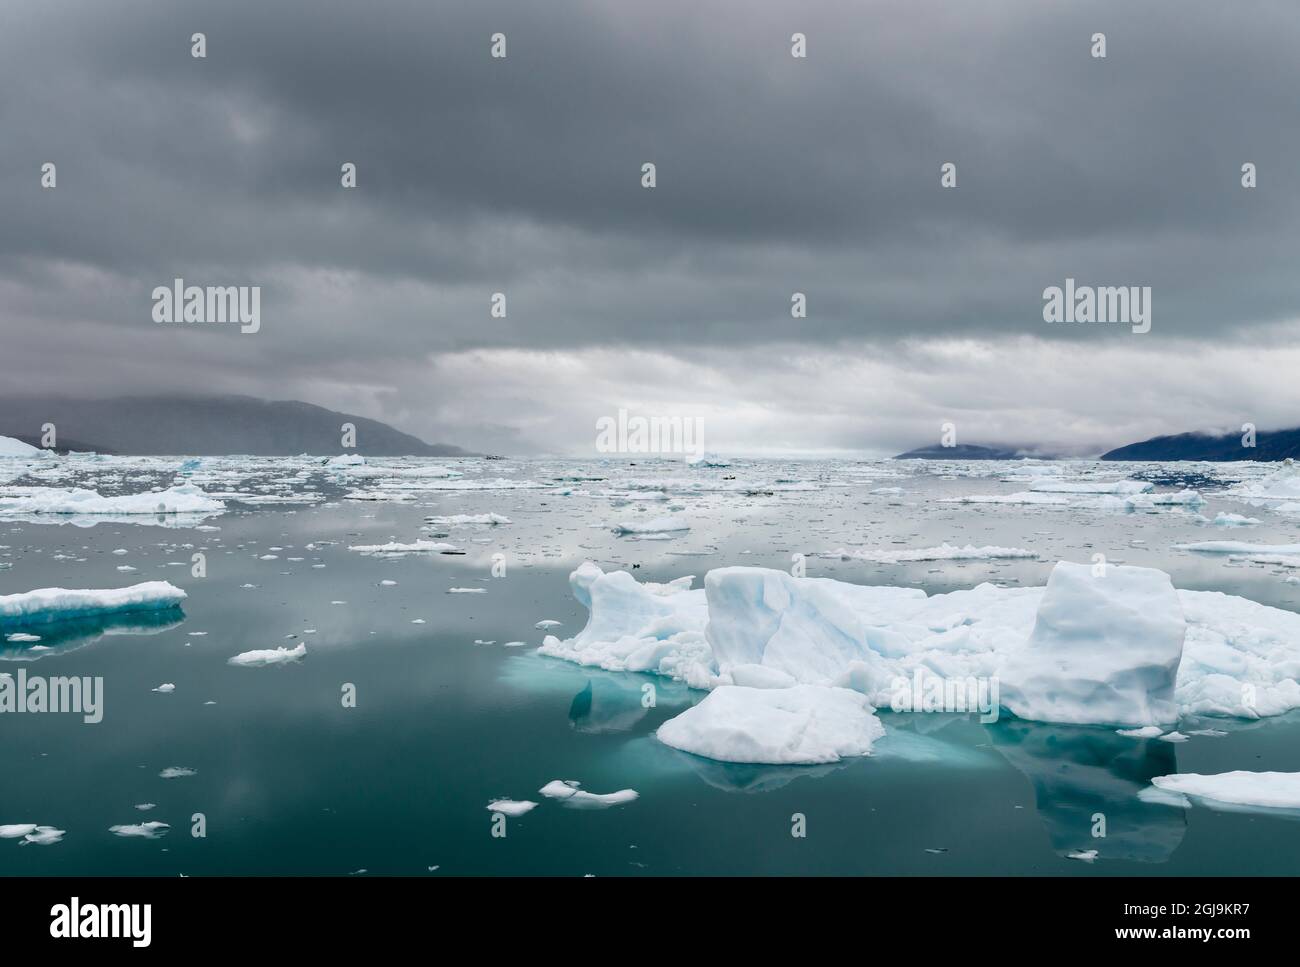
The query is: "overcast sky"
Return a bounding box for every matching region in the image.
[3,0,1300,456]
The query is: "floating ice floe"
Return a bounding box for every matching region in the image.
[486,799,537,817]
[423,513,511,525]
[18,826,65,846]
[109,821,170,839]
[0,485,225,518]
[944,489,1202,510]
[447,587,487,594]
[1226,459,1300,501]
[347,540,460,555]
[1211,513,1261,527]
[612,516,690,534]
[1027,479,1151,494]
[830,543,1037,564]
[1174,540,1300,556]
[657,684,886,764]
[538,780,639,807]
[0,582,186,627]
[228,643,306,666]
[159,767,195,779]
[1150,771,1300,811]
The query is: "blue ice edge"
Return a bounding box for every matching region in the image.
[0,582,188,628]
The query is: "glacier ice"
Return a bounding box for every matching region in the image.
[1151,771,1300,811]
[0,484,224,518]
[0,582,187,626]
[998,562,1186,727]
[539,559,1300,761]
[657,684,885,764]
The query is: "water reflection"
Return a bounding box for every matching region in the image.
[0,608,185,660]
[988,720,1187,863]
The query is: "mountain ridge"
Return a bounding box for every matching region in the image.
[0,394,471,457]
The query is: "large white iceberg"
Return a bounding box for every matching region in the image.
[0,582,187,626]
[998,563,1186,727]
[540,561,1300,740]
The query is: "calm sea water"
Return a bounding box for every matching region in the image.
[2,457,1299,875]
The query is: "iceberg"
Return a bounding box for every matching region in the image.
[537,562,714,686]
[998,562,1186,727]
[540,560,1300,738]
[657,684,885,764]
[0,435,41,457]
[0,485,224,518]
[1151,771,1300,811]
[0,582,187,627]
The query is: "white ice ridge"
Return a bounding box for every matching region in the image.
[0,484,224,517]
[1151,771,1300,810]
[830,543,1037,564]
[944,489,1202,509]
[540,560,1300,726]
[612,515,690,534]
[0,582,187,625]
[1026,479,1152,494]
[423,513,511,525]
[1174,540,1300,555]
[347,540,460,554]
[0,435,41,457]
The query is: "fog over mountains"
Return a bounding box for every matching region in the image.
[0,395,469,456]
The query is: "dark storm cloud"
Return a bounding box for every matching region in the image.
[2,0,1300,450]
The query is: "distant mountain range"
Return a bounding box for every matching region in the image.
[894,443,1053,460]
[1101,427,1300,461]
[0,395,470,456]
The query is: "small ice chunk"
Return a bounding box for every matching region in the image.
[109,821,170,839]
[228,643,306,666]
[486,799,537,817]
[159,767,196,779]
[537,780,638,808]
[21,826,65,846]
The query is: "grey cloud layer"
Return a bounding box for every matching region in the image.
[2,0,1298,450]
